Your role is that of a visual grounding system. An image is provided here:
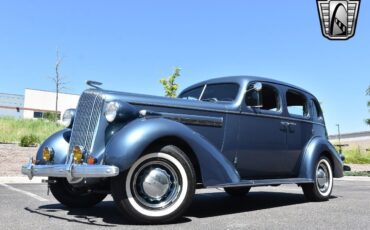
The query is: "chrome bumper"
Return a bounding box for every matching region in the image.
[21,159,119,180]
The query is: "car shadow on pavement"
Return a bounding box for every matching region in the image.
[26,190,331,226]
[25,201,191,227]
[186,191,307,218]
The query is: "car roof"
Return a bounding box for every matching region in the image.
[180,75,314,97]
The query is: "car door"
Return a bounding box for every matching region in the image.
[237,82,288,179]
[283,89,313,177]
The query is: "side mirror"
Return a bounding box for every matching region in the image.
[253,82,262,92]
[245,82,263,108]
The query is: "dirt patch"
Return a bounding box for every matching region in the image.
[348,164,370,172]
[0,144,37,176]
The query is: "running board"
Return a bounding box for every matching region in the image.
[208,178,314,188]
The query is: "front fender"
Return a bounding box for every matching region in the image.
[299,137,343,179]
[104,117,240,187]
[35,129,71,164]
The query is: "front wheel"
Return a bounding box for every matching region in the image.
[111,145,196,224]
[49,178,107,208]
[302,156,333,201]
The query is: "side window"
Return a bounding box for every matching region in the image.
[312,99,323,120]
[286,90,309,117]
[246,83,280,112]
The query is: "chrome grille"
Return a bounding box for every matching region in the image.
[68,90,104,156]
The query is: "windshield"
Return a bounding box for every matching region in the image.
[178,85,203,100]
[179,83,239,102]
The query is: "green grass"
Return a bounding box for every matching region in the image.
[342,148,370,164]
[344,171,370,177]
[0,117,63,144]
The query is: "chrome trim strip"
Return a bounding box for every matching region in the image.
[134,100,325,127]
[131,101,228,114]
[209,178,314,188]
[140,110,223,127]
[160,112,223,127]
[21,162,119,180]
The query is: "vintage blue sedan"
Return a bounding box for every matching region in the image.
[22,76,344,223]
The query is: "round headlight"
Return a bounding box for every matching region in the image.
[104,101,119,122]
[62,109,76,128]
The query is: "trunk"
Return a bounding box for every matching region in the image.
[55,88,59,116]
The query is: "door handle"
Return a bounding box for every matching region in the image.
[280,121,289,132]
[280,121,296,132]
[281,121,296,126]
[287,122,296,133]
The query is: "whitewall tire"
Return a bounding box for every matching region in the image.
[302,156,333,201]
[111,145,196,224]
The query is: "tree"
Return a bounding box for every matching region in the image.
[51,50,67,119]
[159,67,181,98]
[366,86,370,125]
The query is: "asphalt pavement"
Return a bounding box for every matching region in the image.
[0,179,369,230]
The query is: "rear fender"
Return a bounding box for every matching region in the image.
[104,117,240,187]
[299,137,343,179]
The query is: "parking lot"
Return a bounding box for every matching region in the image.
[0,178,369,230]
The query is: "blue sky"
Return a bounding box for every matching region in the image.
[0,0,369,135]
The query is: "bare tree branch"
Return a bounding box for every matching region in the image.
[50,49,68,119]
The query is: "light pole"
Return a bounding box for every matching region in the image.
[334,124,348,156]
[336,124,342,154]
[336,124,341,145]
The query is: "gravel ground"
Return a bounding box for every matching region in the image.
[0,144,369,177]
[0,144,37,176]
[348,164,370,172]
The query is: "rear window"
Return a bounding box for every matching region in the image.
[180,83,239,102]
[286,90,309,117]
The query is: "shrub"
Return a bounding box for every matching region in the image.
[20,134,40,147]
[43,112,58,122]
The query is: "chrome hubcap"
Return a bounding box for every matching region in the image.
[316,162,330,193]
[132,160,181,209]
[142,168,171,200]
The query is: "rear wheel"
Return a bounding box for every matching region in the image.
[111,145,196,224]
[302,156,333,201]
[49,178,107,208]
[224,186,251,196]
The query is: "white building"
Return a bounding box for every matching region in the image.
[22,89,80,120]
[0,93,24,118]
[329,131,370,152]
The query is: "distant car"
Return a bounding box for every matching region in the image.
[22,76,344,224]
